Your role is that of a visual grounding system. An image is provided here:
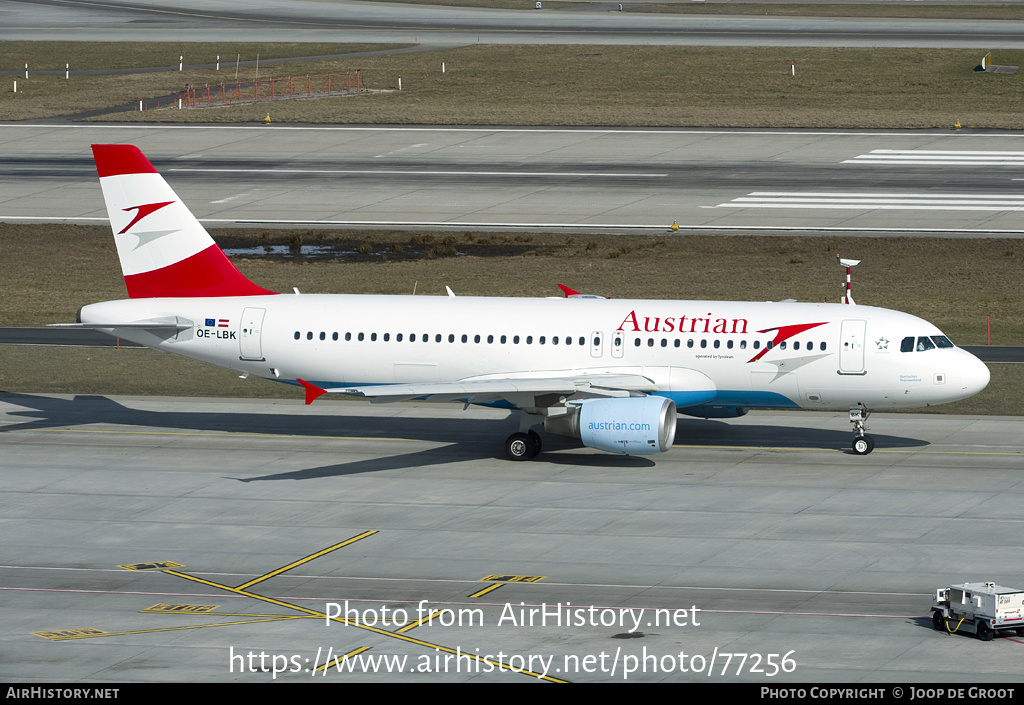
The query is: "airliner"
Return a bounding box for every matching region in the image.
[58,144,991,460]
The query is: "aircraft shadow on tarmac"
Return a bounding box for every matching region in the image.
[0,393,928,479]
[678,418,925,453]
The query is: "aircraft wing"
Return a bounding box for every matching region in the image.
[298,373,660,406]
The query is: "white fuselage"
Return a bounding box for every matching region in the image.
[79,294,990,412]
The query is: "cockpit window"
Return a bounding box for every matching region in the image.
[903,335,955,352]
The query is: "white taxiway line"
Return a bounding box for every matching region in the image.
[12,123,1024,138]
[167,168,667,178]
[5,215,1024,234]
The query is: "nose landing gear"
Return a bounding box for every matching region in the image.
[849,404,874,455]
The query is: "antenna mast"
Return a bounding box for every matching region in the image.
[837,256,860,304]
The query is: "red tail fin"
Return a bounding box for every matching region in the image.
[92,144,276,298]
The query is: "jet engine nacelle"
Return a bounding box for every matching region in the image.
[545,396,677,455]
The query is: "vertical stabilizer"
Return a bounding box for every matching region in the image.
[92,144,276,298]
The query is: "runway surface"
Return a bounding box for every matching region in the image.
[5,123,1024,235]
[1,393,1022,682]
[3,0,1022,48]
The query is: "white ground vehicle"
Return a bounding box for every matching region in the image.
[932,582,1024,641]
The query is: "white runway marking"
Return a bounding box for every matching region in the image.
[844,149,1024,166]
[718,192,1024,212]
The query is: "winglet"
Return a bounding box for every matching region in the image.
[297,378,327,405]
[557,284,580,298]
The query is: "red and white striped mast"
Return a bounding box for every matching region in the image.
[837,256,860,305]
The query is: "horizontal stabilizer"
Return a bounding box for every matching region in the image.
[50,318,192,331]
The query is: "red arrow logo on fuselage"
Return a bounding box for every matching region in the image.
[119,201,174,234]
[747,321,829,363]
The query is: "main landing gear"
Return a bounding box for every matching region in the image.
[505,430,543,460]
[849,404,874,455]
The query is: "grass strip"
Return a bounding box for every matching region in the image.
[3,44,1023,128]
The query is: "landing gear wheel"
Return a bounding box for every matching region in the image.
[527,430,543,458]
[852,435,875,455]
[505,433,531,461]
[933,612,945,631]
[977,622,993,641]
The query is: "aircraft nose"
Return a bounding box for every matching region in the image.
[958,349,990,398]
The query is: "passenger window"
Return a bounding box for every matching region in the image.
[661,339,667,347]
[500,335,507,344]
[306,332,313,340]
[539,336,546,345]
[820,342,826,351]
[358,332,364,341]
[448,334,455,343]
[383,333,390,342]
[700,340,707,349]
[579,337,585,346]
[727,340,733,349]
[527,336,533,344]
[293,331,300,340]
[410,333,417,342]
[370,333,377,342]
[345,332,352,341]
[461,334,468,343]
[713,340,720,349]
[320,332,326,341]
[674,339,680,348]
[397,333,403,342]
[634,338,641,347]
[513,335,520,344]
[687,339,694,348]
[753,340,760,350]
[332,332,338,341]
[435,334,442,343]
[488,334,494,344]
[740,340,746,349]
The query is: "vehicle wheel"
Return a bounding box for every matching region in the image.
[1016,627,1024,637]
[852,435,875,455]
[505,433,531,461]
[933,612,945,631]
[527,430,542,458]
[977,622,993,641]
